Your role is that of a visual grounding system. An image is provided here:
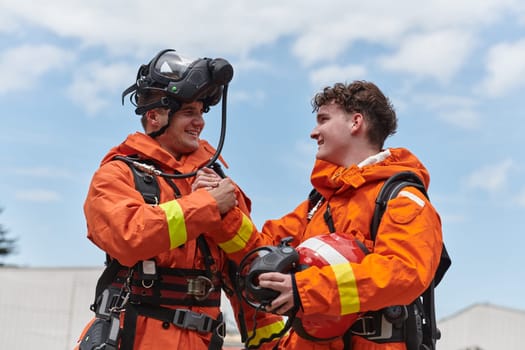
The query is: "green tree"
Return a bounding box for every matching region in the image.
[0,208,17,265]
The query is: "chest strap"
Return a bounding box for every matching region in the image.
[120,305,225,350]
[111,266,222,308]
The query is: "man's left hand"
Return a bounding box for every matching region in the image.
[258,272,295,314]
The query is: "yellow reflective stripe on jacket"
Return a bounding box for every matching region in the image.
[218,213,253,254]
[332,262,360,314]
[246,319,287,348]
[159,200,187,248]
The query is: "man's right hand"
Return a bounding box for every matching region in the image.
[208,178,238,215]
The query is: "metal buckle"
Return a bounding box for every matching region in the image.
[214,321,226,339]
[351,315,377,336]
[187,275,214,301]
[173,309,213,333]
[141,279,154,288]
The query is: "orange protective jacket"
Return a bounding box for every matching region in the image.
[75,132,283,350]
[212,148,443,350]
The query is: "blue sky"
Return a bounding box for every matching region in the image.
[1,1,525,320]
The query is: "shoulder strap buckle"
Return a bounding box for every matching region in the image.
[351,315,378,336]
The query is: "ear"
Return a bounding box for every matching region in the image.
[146,109,160,126]
[349,113,364,132]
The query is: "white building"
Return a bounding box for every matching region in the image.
[1,267,523,350]
[437,303,525,350]
[0,267,241,349]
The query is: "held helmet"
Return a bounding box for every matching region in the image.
[293,233,369,341]
[122,49,234,115]
[239,237,299,309]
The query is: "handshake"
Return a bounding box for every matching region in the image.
[192,167,238,214]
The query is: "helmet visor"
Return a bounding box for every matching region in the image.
[153,50,195,82]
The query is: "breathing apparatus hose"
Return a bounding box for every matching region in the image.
[205,84,228,170]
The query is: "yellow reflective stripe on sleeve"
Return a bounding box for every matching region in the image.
[299,237,360,315]
[331,262,360,315]
[159,200,187,249]
[246,319,287,348]
[218,213,253,254]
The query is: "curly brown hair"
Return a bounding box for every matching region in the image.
[311,81,397,148]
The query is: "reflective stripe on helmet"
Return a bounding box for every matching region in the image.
[299,236,360,315]
[218,213,253,254]
[159,200,187,248]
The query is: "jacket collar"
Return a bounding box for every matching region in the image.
[310,148,429,200]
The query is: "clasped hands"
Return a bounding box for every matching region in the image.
[193,168,295,314]
[192,167,238,215]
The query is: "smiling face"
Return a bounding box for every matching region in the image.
[310,101,356,166]
[155,101,205,159]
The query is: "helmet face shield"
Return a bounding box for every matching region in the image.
[151,50,195,84]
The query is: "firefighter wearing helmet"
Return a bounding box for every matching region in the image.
[74,49,285,350]
[201,80,446,349]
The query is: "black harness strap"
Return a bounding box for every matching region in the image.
[163,176,182,198]
[111,267,222,307]
[91,259,125,313]
[137,305,223,333]
[370,171,427,241]
[323,205,336,233]
[114,155,161,205]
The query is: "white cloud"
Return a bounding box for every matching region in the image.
[0,11,19,33]
[478,38,525,97]
[0,1,302,57]
[378,30,475,84]
[409,93,481,129]
[67,61,135,115]
[515,187,525,208]
[15,189,61,203]
[289,0,515,68]
[465,159,514,193]
[1,1,517,64]
[438,109,481,130]
[0,1,522,118]
[13,167,74,179]
[309,64,367,88]
[0,44,74,94]
[420,94,477,110]
[230,90,267,105]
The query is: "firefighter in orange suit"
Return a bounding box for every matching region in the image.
[74,49,283,350]
[202,81,444,349]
